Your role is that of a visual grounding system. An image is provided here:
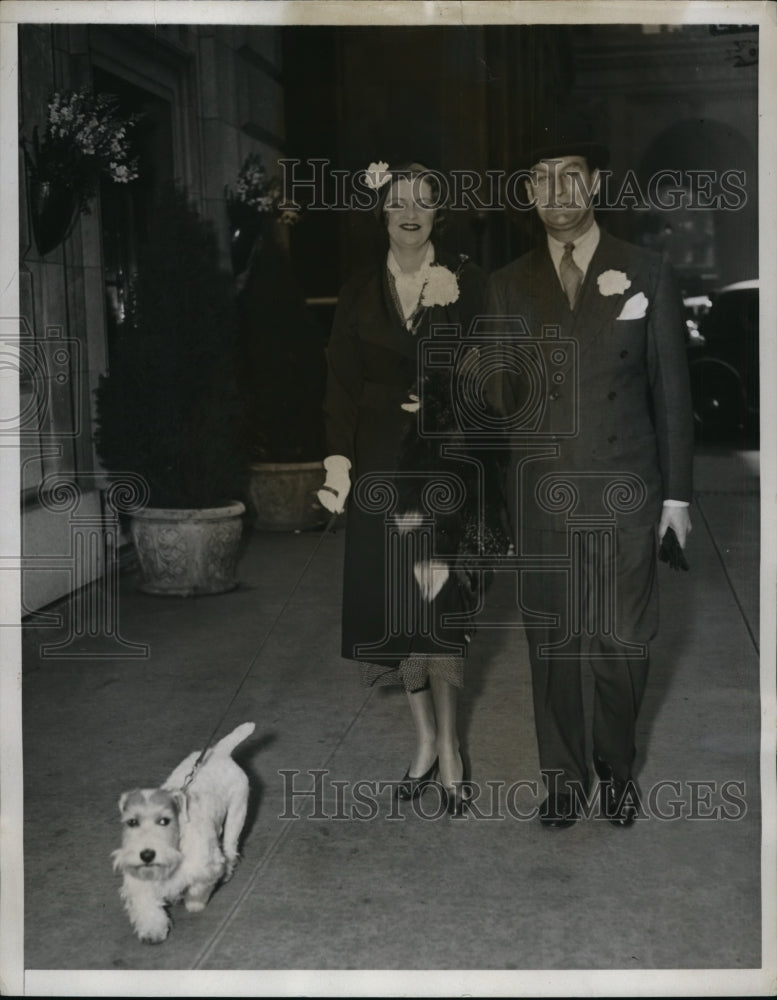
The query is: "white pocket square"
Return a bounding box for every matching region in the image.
[616,291,649,320]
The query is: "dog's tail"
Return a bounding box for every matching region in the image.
[211,722,255,758]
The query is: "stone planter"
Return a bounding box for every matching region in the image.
[130,502,245,596]
[248,461,327,531]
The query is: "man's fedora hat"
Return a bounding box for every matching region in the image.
[523,116,610,173]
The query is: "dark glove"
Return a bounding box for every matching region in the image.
[659,526,689,571]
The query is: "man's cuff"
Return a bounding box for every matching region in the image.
[663,499,689,507]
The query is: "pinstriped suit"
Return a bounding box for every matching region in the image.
[487,228,693,790]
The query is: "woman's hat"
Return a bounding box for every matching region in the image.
[372,161,444,218]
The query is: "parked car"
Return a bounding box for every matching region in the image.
[686,279,759,441]
[683,293,712,349]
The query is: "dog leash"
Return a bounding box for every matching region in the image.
[181,751,208,791]
[178,511,341,791]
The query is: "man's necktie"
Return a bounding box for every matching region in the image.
[560,242,584,309]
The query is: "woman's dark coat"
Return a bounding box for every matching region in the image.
[324,248,505,666]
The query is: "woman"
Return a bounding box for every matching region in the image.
[318,161,496,815]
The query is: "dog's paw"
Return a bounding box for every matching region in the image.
[138,924,170,945]
[184,881,217,911]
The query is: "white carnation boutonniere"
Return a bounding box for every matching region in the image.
[363,160,391,190]
[420,264,460,308]
[597,269,632,297]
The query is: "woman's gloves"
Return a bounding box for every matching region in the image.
[413,560,450,601]
[395,513,450,600]
[317,455,352,514]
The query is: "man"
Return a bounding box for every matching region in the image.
[486,134,693,829]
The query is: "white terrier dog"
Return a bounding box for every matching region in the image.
[112,721,255,943]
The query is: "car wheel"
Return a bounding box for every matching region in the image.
[688,357,746,438]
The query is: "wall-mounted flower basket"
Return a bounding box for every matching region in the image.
[225,152,301,277]
[20,88,140,257]
[227,199,263,277]
[26,155,79,256]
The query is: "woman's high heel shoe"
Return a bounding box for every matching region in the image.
[443,781,472,817]
[441,751,471,816]
[396,758,438,801]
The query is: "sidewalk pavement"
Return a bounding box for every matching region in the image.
[17,445,765,988]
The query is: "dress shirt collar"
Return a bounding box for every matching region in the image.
[547,220,600,278]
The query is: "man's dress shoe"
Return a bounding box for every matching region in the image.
[539,792,578,829]
[594,755,638,828]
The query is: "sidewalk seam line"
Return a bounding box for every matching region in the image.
[191,532,373,969]
[694,493,759,655]
[191,686,375,970]
[192,531,338,764]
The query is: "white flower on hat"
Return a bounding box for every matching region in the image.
[597,269,632,296]
[363,161,391,190]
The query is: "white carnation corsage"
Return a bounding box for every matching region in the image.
[420,264,460,308]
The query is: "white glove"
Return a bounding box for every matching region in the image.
[413,559,450,602]
[659,503,692,547]
[317,455,351,514]
[401,393,420,413]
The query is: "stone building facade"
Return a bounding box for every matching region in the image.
[18,24,284,612]
[14,20,758,614]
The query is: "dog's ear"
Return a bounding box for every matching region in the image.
[118,789,145,815]
[171,789,188,821]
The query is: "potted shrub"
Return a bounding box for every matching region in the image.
[228,154,327,531]
[94,183,249,595]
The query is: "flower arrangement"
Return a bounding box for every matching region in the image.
[225,153,300,225]
[225,153,302,277]
[23,89,140,213]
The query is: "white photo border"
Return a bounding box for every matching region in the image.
[1,2,774,997]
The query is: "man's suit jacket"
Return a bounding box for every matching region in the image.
[486,229,694,538]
